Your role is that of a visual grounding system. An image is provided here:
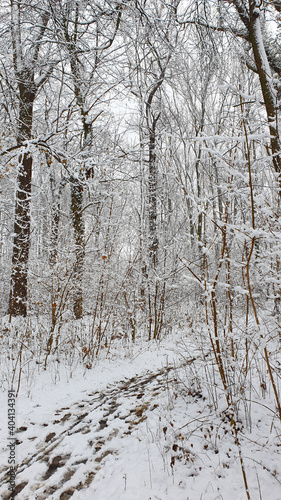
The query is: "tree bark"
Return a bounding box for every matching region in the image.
[8,2,51,317]
[9,153,33,316]
[70,179,85,319]
[148,117,159,268]
[227,0,281,182]
[9,77,36,317]
[248,0,281,178]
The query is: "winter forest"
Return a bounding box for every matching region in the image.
[0,0,281,499]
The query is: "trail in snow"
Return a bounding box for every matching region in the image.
[1,338,280,500]
[0,365,180,499]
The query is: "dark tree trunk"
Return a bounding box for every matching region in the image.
[70,179,85,319]
[49,173,65,268]
[9,79,35,317]
[8,2,51,317]
[148,118,159,269]
[49,201,60,268]
[9,153,32,316]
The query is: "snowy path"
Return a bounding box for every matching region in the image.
[1,341,281,500]
[0,365,177,499]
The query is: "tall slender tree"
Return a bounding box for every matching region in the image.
[50,0,123,318]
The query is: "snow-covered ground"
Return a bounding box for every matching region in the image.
[0,331,280,500]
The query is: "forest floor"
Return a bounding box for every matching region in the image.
[0,331,281,500]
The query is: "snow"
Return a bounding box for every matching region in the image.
[252,7,276,98]
[0,332,281,499]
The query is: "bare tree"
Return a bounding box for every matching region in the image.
[50,0,123,318]
[231,0,281,180]
[7,0,54,316]
[124,0,181,338]
[183,0,281,187]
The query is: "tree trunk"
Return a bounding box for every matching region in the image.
[9,153,32,316]
[49,199,60,269]
[69,117,90,319]
[71,179,85,319]
[248,2,281,178]
[49,168,64,268]
[9,79,35,317]
[148,118,159,269]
